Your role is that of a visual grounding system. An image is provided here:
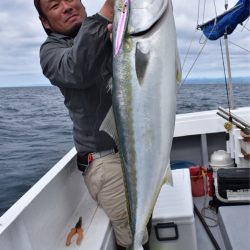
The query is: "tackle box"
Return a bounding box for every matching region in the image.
[150,169,198,250]
[217,168,250,200]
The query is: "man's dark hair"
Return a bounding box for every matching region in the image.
[34,0,43,16]
[34,0,52,35]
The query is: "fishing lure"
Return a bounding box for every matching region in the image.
[115,0,130,56]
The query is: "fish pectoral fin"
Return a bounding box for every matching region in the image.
[163,163,173,186]
[135,42,150,86]
[99,107,119,145]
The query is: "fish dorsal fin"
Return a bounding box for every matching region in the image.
[128,0,169,34]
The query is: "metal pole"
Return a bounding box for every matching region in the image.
[216,111,246,130]
[224,33,235,109]
[218,106,250,128]
[201,134,209,166]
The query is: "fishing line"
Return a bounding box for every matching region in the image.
[181,39,207,85]
[181,0,208,83]
[182,29,198,70]
[201,207,218,227]
[241,17,250,31]
[212,0,218,17]
[182,14,219,84]
[219,38,232,117]
[197,0,206,27]
[202,0,207,24]
[241,26,250,32]
[201,174,218,227]
[229,40,250,53]
[197,0,207,28]
[197,0,201,26]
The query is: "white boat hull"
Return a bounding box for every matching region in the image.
[0,107,249,250]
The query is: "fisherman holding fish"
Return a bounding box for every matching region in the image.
[34,0,150,249]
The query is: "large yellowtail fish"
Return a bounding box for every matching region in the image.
[101,0,181,249]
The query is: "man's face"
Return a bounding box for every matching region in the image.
[39,0,87,36]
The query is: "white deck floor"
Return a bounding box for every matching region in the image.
[194,197,226,250]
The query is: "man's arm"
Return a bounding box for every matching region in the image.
[40,15,112,90]
[99,0,114,21]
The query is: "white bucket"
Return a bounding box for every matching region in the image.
[209,150,234,171]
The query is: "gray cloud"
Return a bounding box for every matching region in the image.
[0,0,249,87]
[0,1,47,86]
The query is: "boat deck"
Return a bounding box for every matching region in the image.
[194,197,226,250]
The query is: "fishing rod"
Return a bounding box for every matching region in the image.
[217,107,250,135]
[217,111,246,130]
[218,106,250,128]
[194,204,221,250]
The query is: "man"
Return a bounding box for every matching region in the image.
[34,1,150,249]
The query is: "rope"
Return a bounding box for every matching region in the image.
[201,207,218,227]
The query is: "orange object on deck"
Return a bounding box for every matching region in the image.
[66,217,84,246]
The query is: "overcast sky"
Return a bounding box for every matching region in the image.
[0,0,249,87]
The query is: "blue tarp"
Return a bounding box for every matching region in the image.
[199,0,250,40]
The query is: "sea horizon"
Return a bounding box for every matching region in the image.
[0,76,249,88]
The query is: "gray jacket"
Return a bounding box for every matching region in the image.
[40,14,116,154]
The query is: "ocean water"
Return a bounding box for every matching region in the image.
[0,83,249,216]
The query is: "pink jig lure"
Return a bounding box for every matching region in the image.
[114,0,130,56]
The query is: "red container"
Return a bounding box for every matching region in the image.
[189,166,213,197]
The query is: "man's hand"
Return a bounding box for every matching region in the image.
[107,24,112,41]
[100,0,114,21]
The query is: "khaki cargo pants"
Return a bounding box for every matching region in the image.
[83,152,132,247]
